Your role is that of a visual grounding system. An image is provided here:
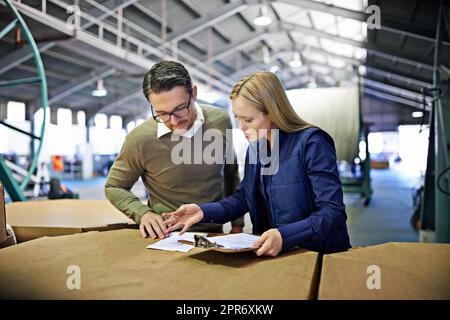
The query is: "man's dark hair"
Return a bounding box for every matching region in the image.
[142,61,192,100]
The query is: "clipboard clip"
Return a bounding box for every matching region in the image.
[194,234,224,248]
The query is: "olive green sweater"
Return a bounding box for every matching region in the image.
[105,105,243,232]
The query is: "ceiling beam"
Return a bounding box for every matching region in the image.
[14,1,232,93]
[281,21,434,71]
[88,89,144,117]
[46,66,116,106]
[363,78,432,105]
[366,66,432,88]
[440,64,450,78]
[362,87,429,110]
[232,42,432,92]
[133,1,206,52]
[0,43,55,75]
[0,0,132,75]
[397,0,419,50]
[210,31,268,62]
[280,0,364,21]
[279,0,450,46]
[162,2,247,44]
[83,0,140,30]
[131,2,236,86]
[179,0,232,43]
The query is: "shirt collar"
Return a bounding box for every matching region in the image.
[157,102,204,139]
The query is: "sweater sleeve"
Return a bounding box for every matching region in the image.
[278,132,347,251]
[104,136,152,224]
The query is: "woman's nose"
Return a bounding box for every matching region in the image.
[239,121,246,131]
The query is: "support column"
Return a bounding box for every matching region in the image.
[433,1,450,243]
[421,1,450,243]
[26,103,35,161]
[82,115,94,179]
[0,100,7,120]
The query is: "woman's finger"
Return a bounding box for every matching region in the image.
[162,217,177,225]
[161,212,172,219]
[256,240,270,256]
[165,222,183,234]
[175,204,188,213]
[178,223,190,236]
[253,233,268,248]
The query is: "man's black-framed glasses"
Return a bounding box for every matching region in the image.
[151,90,192,123]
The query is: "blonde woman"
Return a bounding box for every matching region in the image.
[163,71,351,256]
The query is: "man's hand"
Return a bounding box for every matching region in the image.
[252,229,283,257]
[139,212,168,239]
[230,226,243,234]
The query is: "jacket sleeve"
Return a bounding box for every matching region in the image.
[223,116,245,228]
[199,182,248,224]
[199,147,250,224]
[277,132,348,251]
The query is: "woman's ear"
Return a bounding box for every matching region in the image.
[266,114,275,128]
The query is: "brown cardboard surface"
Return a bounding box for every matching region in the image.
[5,200,136,243]
[0,184,6,243]
[0,229,320,299]
[318,242,450,300]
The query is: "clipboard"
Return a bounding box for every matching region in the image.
[178,235,258,253]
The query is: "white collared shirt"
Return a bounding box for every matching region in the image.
[156,102,204,139]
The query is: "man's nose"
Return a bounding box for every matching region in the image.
[169,115,179,126]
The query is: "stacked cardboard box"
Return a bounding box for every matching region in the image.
[1,217,449,299]
[5,199,137,242]
[0,229,320,299]
[318,242,450,299]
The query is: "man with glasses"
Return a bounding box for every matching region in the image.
[105,61,244,239]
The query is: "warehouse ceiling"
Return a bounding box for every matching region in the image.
[0,0,449,130]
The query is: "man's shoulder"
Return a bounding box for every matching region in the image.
[200,104,232,128]
[126,119,157,145]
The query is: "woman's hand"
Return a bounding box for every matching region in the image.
[252,229,283,257]
[162,204,204,235]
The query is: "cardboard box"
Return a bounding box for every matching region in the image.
[318,242,450,299]
[5,200,137,243]
[0,183,7,243]
[0,229,320,299]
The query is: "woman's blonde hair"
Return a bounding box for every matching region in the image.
[230,71,315,133]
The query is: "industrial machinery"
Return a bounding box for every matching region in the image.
[0,0,48,201]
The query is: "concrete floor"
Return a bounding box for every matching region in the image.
[344,168,420,246]
[61,167,421,247]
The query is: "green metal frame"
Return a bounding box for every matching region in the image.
[420,0,450,243]
[341,127,373,207]
[341,68,373,206]
[0,0,48,201]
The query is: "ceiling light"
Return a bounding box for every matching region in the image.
[411,111,423,118]
[254,5,272,26]
[92,79,108,97]
[358,65,367,76]
[289,52,302,68]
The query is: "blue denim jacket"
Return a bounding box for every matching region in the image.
[200,128,351,253]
